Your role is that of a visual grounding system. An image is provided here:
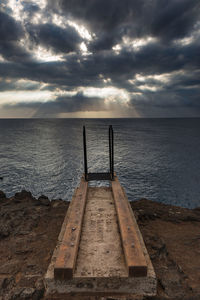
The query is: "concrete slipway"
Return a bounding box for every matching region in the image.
[44,175,157,299]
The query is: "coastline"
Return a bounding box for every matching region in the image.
[0,190,200,299]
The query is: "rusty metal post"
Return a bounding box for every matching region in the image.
[83,126,88,181]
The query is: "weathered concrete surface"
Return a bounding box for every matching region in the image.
[75,187,127,277]
[44,187,156,298]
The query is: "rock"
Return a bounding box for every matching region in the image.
[38,195,48,200]
[10,284,44,300]
[152,237,168,258]
[31,214,39,221]
[15,190,32,200]
[38,195,50,206]
[0,277,6,289]
[20,287,36,299]
[7,287,34,299]
[34,278,45,299]
[0,224,11,238]
[0,276,15,297]
[0,190,6,198]
[51,199,65,207]
[182,215,200,222]
[160,270,185,298]
[0,260,20,274]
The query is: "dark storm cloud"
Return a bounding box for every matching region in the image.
[163,70,200,91]
[48,0,144,51]
[0,11,32,62]
[0,37,199,90]
[151,0,200,41]
[88,32,117,52]
[27,23,82,54]
[0,41,32,62]
[49,0,200,46]
[128,84,200,118]
[84,39,200,89]
[0,11,24,41]
[48,0,141,31]
[0,56,103,88]
[1,0,200,117]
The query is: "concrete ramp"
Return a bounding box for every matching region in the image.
[76,187,127,278]
[44,176,156,298]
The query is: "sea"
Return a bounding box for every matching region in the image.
[0,118,200,208]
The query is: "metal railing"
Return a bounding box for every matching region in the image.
[83,125,114,181]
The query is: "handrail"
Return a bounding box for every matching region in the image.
[83,125,114,181]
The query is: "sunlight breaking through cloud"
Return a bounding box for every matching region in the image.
[0,0,200,117]
[33,46,65,62]
[82,87,130,102]
[67,20,93,41]
[0,90,54,105]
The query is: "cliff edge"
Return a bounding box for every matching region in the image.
[0,190,200,300]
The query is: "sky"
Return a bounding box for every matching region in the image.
[0,0,200,118]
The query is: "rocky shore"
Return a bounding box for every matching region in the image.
[0,190,200,300]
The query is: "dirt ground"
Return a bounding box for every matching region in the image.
[0,190,200,300]
[131,199,200,300]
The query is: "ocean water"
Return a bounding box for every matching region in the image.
[0,118,200,208]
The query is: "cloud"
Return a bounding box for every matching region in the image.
[0,79,41,92]
[0,0,200,117]
[21,1,40,17]
[27,23,82,54]
[0,11,32,62]
[2,91,105,118]
[49,0,200,46]
[3,89,133,117]
[0,35,199,87]
[53,92,104,112]
[151,0,200,41]
[50,0,143,32]
[0,11,24,41]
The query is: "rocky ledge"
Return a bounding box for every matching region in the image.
[0,190,200,300]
